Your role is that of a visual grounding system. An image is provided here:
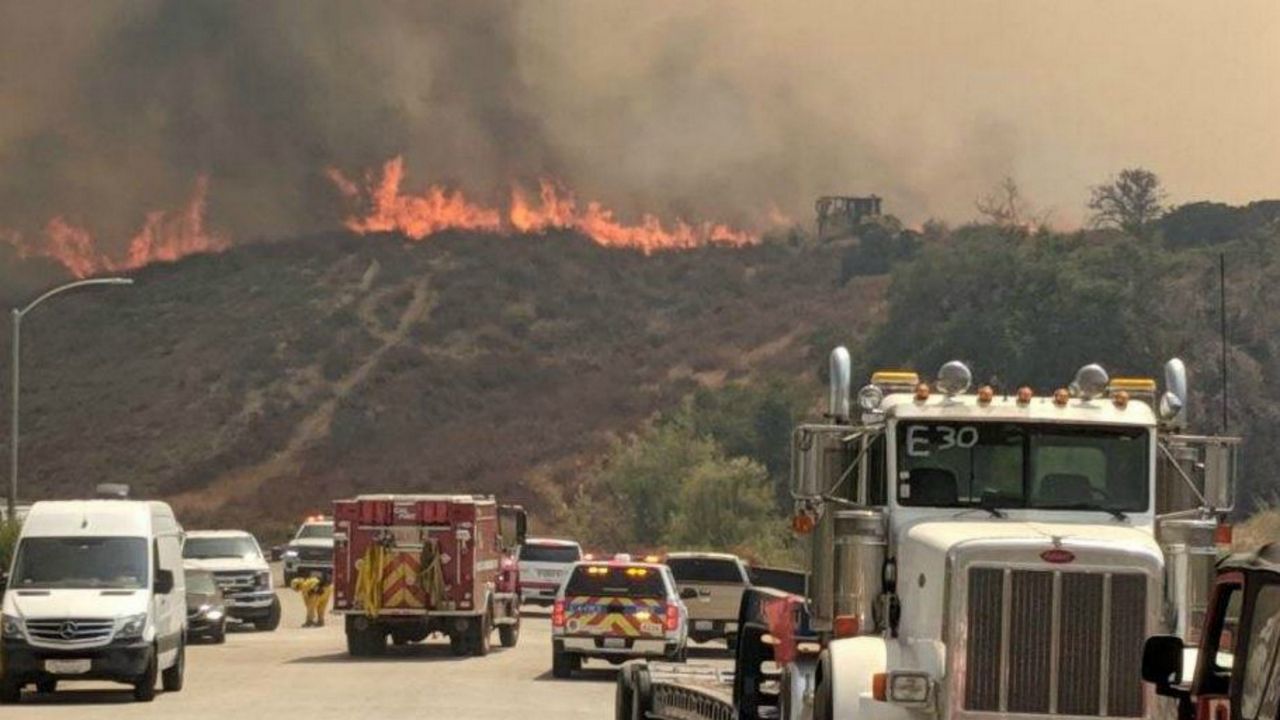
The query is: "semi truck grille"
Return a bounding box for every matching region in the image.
[964,567,1146,717]
[26,618,115,644]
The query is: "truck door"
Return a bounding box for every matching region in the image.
[1193,573,1244,720]
[1234,576,1280,720]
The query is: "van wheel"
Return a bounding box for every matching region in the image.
[255,597,282,632]
[499,617,520,648]
[133,649,158,702]
[161,640,185,692]
[0,674,20,703]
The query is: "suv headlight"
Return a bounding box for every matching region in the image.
[256,571,272,590]
[2,614,23,639]
[116,613,148,640]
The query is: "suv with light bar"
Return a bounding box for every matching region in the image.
[281,516,334,584]
[517,538,582,607]
[551,560,688,678]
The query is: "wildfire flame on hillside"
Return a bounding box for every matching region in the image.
[6,177,230,279]
[329,156,757,252]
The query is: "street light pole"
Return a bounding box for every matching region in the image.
[7,277,134,520]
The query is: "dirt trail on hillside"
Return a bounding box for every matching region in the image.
[169,274,435,515]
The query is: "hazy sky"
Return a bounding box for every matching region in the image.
[0,0,1276,254]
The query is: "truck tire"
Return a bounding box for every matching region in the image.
[615,664,636,720]
[133,648,158,702]
[254,596,282,632]
[449,632,468,656]
[470,612,492,657]
[0,674,20,703]
[499,616,520,648]
[726,633,738,653]
[813,650,834,720]
[552,641,574,679]
[161,640,185,692]
[631,665,653,720]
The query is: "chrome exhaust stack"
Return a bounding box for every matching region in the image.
[828,347,852,423]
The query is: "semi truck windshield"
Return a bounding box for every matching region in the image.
[896,421,1149,512]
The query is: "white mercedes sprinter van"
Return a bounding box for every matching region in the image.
[0,500,187,703]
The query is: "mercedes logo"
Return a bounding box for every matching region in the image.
[59,621,78,640]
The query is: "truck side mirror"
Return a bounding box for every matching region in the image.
[154,569,175,595]
[1202,443,1236,512]
[1141,635,1187,691]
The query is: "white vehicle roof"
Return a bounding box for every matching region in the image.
[882,393,1157,427]
[665,551,742,562]
[523,537,581,547]
[21,500,181,538]
[186,529,257,539]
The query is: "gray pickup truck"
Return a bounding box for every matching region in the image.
[665,552,751,650]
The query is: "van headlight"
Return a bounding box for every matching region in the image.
[116,613,148,640]
[1,614,23,639]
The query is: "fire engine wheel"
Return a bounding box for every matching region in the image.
[812,650,834,720]
[499,616,520,648]
[469,613,492,657]
[449,632,468,656]
[347,623,386,657]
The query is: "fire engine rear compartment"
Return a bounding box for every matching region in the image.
[332,494,523,657]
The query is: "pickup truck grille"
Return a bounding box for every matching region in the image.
[964,567,1146,717]
[26,618,115,644]
[296,547,332,563]
[213,571,262,593]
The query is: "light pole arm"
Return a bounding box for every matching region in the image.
[17,277,134,318]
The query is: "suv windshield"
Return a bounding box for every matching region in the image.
[896,421,1149,512]
[12,537,149,589]
[565,565,667,598]
[667,557,745,584]
[296,523,334,540]
[520,544,581,563]
[184,536,261,560]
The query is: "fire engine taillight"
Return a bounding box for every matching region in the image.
[552,600,566,628]
[664,604,679,632]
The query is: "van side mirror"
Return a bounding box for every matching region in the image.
[680,588,699,600]
[1141,635,1188,694]
[154,569,175,595]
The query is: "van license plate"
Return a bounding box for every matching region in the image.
[603,638,627,648]
[46,659,91,674]
[695,621,713,631]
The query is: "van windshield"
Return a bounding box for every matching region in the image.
[11,537,149,590]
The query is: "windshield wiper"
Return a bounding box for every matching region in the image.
[1049,504,1129,521]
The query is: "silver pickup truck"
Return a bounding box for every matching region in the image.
[665,552,750,650]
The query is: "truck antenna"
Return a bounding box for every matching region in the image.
[1219,252,1229,433]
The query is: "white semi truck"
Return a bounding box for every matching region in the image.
[617,349,1239,720]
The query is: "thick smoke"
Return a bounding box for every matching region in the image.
[1,0,1277,262]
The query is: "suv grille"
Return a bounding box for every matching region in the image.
[964,567,1146,717]
[26,618,115,644]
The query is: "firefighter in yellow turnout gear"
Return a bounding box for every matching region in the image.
[290,574,333,628]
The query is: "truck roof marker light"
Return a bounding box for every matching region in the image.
[977,386,994,405]
[833,615,860,638]
[1112,390,1130,409]
[936,361,972,396]
[792,512,816,535]
[1214,523,1233,549]
[1016,386,1034,405]
[1110,377,1156,393]
[1053,388,1070,407]
[871,370,920,389]
[913,383,931,403]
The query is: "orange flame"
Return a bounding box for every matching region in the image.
[7,177,228,278]
[332,157,757,252]
[327,157,502,239]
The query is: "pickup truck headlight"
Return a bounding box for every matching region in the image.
[283,549,299,559]
[1,614,23,639]
[116,613,148,640]
[256,571,272,590]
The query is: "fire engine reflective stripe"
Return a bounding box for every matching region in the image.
[355,544,388,618]
[381,554,428,609]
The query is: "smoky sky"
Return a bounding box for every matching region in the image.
[1,0,1277,258]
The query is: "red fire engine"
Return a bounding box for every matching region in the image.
[332,494,526,657]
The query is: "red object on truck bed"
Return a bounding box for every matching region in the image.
[332,494,525,657]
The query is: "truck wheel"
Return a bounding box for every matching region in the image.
[726,633,738,653]
[813,650,834,720]
[449,632,468,656]
[0,674,20,704]
[133,648,158,702]
[551,641,574,679]
[255,596,282,632]
[470,612,492,657]
[631,665,653,720]
[499,616,520,648]
[161,640,185,692]
[615,664,635,720]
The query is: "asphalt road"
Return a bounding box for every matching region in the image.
[5,574,732,718]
